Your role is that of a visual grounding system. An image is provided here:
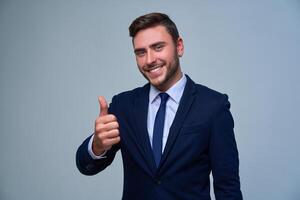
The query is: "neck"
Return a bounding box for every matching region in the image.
[157,70,183,92]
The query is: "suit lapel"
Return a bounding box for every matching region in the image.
[133,84,157,173]
[158,75,196,170]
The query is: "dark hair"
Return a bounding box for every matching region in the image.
[129,12,179,44]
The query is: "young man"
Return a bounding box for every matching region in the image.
[76,12,243,200]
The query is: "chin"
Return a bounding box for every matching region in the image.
[148,75,165,86]
[150,79,168,91]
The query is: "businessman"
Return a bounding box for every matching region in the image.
[76,12,243,200]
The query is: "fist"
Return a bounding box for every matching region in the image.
[92,96,120,156]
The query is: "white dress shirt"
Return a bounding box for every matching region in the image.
[88,74,187,159]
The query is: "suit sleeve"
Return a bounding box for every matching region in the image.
[75,95,120,176]
[209,94,243,199]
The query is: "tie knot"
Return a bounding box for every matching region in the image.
[159,93,169,104]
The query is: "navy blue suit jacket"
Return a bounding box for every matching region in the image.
[76,75,242,200]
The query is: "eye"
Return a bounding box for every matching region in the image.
[154,45,163,51]
[135,50,145,57]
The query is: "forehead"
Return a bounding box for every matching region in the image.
[133,25,173,48]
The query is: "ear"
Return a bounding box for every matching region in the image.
[176,37,184,57]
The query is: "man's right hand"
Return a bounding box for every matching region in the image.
[92,96,120,156]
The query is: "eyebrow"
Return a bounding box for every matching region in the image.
[150,41,166,49]
[134,41,167,54]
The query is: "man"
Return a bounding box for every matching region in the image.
[76,12,243,200]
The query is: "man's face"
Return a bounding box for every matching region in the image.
[133,25,184,91]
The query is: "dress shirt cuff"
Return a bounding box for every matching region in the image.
[88,134,107,159]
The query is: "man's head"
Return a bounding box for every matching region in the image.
[129,12,184,92]
[129,12,180,45]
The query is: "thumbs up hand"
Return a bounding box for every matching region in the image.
[92,96,120,156]
[99,96,108,116]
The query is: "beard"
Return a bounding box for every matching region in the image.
[139,54,181,91]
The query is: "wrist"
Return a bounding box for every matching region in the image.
[92,141,105,156]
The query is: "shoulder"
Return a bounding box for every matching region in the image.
[109,83,149,109]
[108,83,149,116]
[195,83,224,98]
[186,75,231,113]
[113,83,149,100]
[186,75,228,103]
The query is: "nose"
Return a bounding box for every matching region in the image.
[146,50,156,66]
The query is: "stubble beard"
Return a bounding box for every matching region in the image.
[140,54,181,91]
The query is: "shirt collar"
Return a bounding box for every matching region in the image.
[149,74,187,104]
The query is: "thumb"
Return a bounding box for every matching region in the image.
[98,96,108,116]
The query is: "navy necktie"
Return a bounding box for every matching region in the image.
[152,93,169,167]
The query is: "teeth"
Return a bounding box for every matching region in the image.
[150,68,160,72]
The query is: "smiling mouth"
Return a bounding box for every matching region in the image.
[145,64,164,79]
[149,67,161,73]
[146,63,164,72]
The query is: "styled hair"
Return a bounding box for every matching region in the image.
[129,12,179,44]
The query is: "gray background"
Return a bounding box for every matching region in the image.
[1,0,300,199]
